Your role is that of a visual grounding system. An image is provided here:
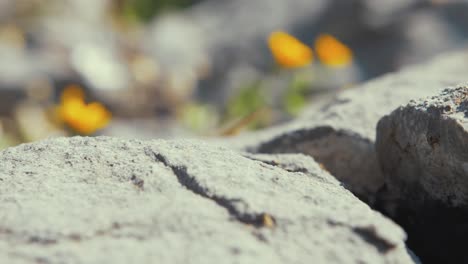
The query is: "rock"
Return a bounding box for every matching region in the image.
[222,50,468,203]
[375,84,468,264]
[0,137,413,263]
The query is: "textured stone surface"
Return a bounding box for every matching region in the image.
[375,85,468,263]
[0,137,413,264]
[377,84,468,207]
[223,50,468,203]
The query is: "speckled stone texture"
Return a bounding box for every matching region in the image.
[222,50,468,203]
[375,85,468,264]
[0,137,414,264]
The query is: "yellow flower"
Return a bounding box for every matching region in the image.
[268,31,313,68]
[58,85,111,135]
[315,34,353,68]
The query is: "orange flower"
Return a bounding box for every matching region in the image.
[315,34,353,68]
[268,31,313,68]
[58,85,111,135]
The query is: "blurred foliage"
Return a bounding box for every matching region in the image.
[0,2,359,148]
[0,135,15,150]
[217,29,356,133]
[224,81,269,130]
[120,0,199,23]
[0,119,18,150]
[284,74,311,116]
[179,103,218,134]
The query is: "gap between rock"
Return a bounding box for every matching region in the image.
[246,127,425,261]
[250,127,383,205]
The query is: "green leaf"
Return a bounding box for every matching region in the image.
[179,103,218,133]
[283,74,311,116]
[225,81,268,129]
[122,0,198,23]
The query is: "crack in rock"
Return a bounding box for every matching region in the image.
[241,155,308,174]
[147,150,273,228]
[327,220,396,254]
[352,227,396,254]
[0,221,154,247]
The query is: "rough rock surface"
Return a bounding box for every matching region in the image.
[0,137,413,264]
[375,85,468,264]
[223,50,468,203]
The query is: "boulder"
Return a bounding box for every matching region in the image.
[375,84,468,264]
[224,50,468,203]
[0,137,413,264]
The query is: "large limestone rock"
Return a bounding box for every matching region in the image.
[0,137,413,264]
[225,50,468,203]
[375,85,468,264]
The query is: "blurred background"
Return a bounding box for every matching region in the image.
[1,0,468,149]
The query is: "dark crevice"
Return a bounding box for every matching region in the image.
[352,227,396,253]
[147,149,272,228]
[327,220,396,253]
[375,187,468,264]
